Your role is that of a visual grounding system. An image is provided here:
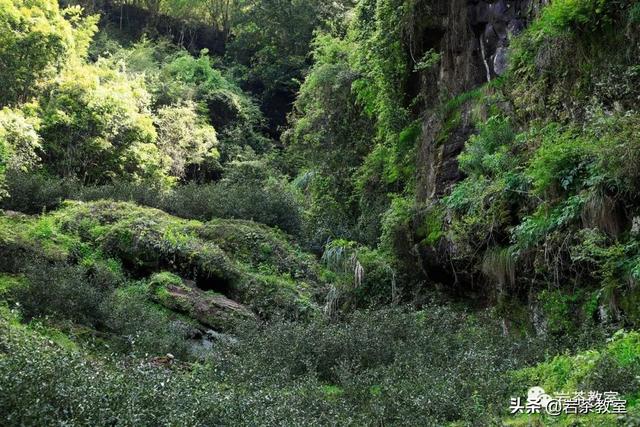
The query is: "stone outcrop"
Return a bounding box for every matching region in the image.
[149,273,256,331]
[409,1,549,290]
[416,0,548,202]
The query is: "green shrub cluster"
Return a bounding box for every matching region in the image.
[438,78,640,323]
[1,158,303,235]
[508,0,638,119]
[0,1,280,195]
[508,330,640,425]
[321,239,398,308]
[0,304,556,426]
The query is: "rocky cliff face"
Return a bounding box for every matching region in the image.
[410,0,548,292]
[416,0,548,202]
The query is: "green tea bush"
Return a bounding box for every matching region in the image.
[514,330,640,401]
[2,168,303,236]
[13,261,112,326]
[1,299,625,426]
[105,284,192,359]
[74,180,167,208]
[582,353,640,394]
[6,255,193,359]
[0,171,78,213]
[164,174,302,235]
[0,327,226,426]
[216,306,537,425]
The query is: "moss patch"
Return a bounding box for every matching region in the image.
[2,201,324,321]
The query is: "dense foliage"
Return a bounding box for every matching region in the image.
[2,0,640,424]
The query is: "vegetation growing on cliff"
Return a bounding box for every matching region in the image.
[2,0,640,425]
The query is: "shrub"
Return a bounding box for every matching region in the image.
[0,171,77,213]
[0,108,42,198]
[321,239,397,307]
[582,353,640,394]
[38,200,318,319]
[0,0,97,106]
[162,177,302,235]
[0,325,227,426]
[458,115,516,177]
[534,0,617,35]
[213,306,535,425]
[153,102,219,179]
[12,261,113,326]
[2,165,303,236]
[512,195,585,252]
[526,124,597,196]
[514,330,640,400]
[592,112,640,195]
[74,180,167,208]
[380,195,413,253]
[445,175,513,260]
[508,0,631,119]
[104,283,192,359]
[0,298,624,426]
[39,62,169,186]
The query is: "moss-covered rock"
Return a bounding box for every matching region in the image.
[148,272,255,330]
[0,201,324,323]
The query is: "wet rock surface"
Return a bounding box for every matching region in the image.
[470,0,533,79]
[413,1,548,289]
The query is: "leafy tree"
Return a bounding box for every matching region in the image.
[151,50,269,159]
[287,34,372,171]
[206,0,235,35]
[0,0,97,106]
[154,102,219,178]
[160,0,237,36]
[285,33,376,247]
[226,0,353,132]
[39,62,168,185]
[0,107,42,197]
[349,0,413,136]
[285,0,423,247]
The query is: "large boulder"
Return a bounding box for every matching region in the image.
[0,200,325,324]
[148,272,256,330]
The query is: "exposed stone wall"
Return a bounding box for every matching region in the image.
[416,0,548,202]
[412,0,549,291]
